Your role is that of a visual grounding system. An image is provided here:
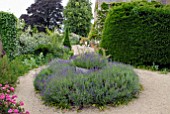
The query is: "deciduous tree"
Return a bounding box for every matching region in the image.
[64,0,93,37]
[20,0,63,32]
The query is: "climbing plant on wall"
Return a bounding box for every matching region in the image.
[0,12,17,58]
[90,2,110,40]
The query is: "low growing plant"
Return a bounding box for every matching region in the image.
[0,56,17,85]
[0,53,46,85]
[73,52,108,69]
[34,59,140,109]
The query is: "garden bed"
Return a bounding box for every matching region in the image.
[34,53,141,109]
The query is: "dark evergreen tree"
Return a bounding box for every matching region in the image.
[63,28,71,50]
[64,0,93,37]
[20,0,63,32]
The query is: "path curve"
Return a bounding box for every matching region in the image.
[15,45,170,114]
[15,67,170,114]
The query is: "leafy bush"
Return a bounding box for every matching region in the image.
[46,28,64,48]
[10,55,30,77]
[34,59,140,109]
[0,55,31,85]
[64,0,93,37]
[22,53,45,69]
[69,33,80,45]
[0,84,30,114]
[0,12,17,58]
[17,28,70,60]
[101,1,170,67]
[0,53,46,85]
[88,22,99,40]
[73,52,108,69]
[0,56,16,85]
[17,31,51,55]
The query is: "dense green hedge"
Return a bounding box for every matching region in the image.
[0,12,17,58]
[101,1,170,67]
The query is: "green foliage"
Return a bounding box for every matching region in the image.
[69,33,80,45]
[73,52,108,69]
[88,22,99,40]
[16,28,71,59]
[10,55,30,77]
[64,0,93,37]
[0,55,31,85]
[34,59,140,109]
[0,56,16,85]
[17,30,51,55]
[46,28,64,48]
[63,28,71,49]
[22,53,45,69]
[101,2,110,10]
[160,68,169,74]
[93,2,110,40]
[0,53,49,85]
[0,12,17,58]
[101,1,170,67]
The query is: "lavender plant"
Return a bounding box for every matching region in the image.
[34,59,140,109]
[72,52,108,69]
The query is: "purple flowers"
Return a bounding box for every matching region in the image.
[72,52,108,69]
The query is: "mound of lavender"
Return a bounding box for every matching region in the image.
[72,52,108,69]
[34,58,140,109]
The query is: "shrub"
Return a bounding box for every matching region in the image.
[73,52,108,69]
[0,53,46,85]
[0,12,17,58]
[88,22,99,40]
[101,1,170,67]
[69,33,80,45]
[34,59,140,109]
[63,28,71,50]
[0,55,31,85]
[0,56,16,85]
[18,31,51,55]
[34,59,74,93]
[10,55,30,77]
[64,0,93,37]
[17,28,69,59]
[0,84,30,114]
[46,28,64,48]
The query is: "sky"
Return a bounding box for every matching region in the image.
[0,0,95,18]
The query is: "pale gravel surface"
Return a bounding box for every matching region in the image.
[15,45,170,114]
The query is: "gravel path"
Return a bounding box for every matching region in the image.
[15,45,170,114]
[15,68,170,114]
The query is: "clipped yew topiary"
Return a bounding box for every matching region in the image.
[101,1,170,67]
[63,27,71,50]
[0,12,17,58]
